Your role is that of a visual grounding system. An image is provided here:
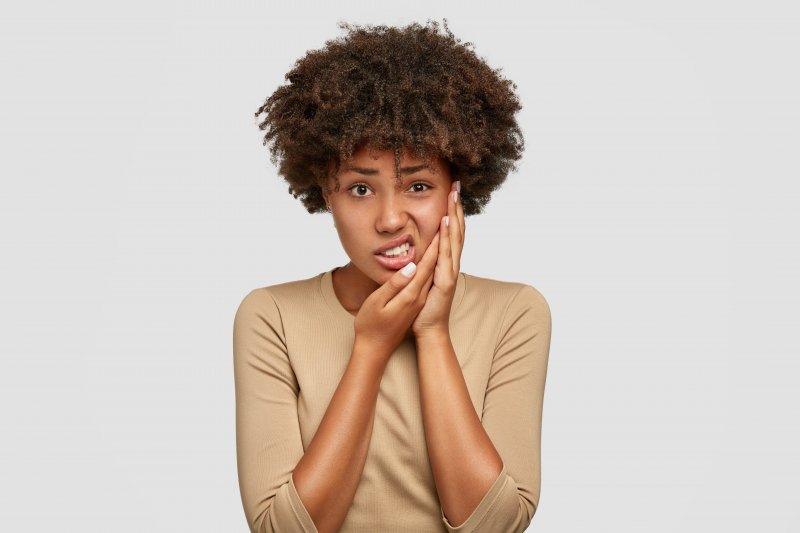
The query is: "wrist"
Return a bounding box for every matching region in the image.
[353,335,393,363]
[412,326,450,344]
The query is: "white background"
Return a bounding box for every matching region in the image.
[1,1,798,531]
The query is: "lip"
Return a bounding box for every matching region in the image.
[374,234,414,254]
[374,245,416,270]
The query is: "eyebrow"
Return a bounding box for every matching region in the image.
[346,164,429,176]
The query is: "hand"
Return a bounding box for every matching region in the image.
[411,181,464,338]
[353,231,440,360]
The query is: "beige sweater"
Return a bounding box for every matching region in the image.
[233,267,552,532]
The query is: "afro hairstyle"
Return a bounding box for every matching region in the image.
[254,18,525,216]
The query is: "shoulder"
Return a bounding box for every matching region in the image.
[462,272,550,318]
[234,273,326,332]
[236,273,323,312]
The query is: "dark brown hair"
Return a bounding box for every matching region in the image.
[254,19,524,216]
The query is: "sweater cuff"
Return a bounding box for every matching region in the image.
[286,472,319,533]
[440,460,514,532]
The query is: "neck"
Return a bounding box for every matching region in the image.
[332,262,381,314]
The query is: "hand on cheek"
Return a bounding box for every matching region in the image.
[411,180,464,336]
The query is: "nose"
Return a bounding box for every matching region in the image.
[375,193,408,234]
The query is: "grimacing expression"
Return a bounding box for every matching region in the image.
[323,145,454,285]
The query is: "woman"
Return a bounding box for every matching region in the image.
[234,20,552,533]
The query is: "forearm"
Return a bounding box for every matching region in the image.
[292,338,388,533]
[415,330,503,527]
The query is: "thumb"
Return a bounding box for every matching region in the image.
[379,261,417,302]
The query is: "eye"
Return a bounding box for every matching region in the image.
[346,182,432,198]
[348,183,371,197]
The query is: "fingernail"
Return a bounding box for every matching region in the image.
[400,261,416,277]
[455,181,461,192]
[453,190,458,204]
[444,215,449,227]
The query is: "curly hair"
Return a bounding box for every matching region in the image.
[254,18,524,216]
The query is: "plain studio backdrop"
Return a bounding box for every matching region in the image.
[1,1,798,531]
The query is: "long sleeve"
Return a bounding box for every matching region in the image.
[440,284,552,532]
[233,288,318,533]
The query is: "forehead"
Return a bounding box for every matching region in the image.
[343,145,449,177]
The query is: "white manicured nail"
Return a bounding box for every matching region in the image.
[444,216,449,227]
[400,262,416,277]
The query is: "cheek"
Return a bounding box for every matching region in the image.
[413,201,448,243]
[333,217,361,247]
[332,214,376,259]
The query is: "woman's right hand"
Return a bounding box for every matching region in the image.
[353,232,441,359]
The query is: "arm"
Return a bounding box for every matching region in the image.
[233,289,389,533]
[415,284,552,532]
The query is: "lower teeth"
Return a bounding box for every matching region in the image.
[383,251,407,258]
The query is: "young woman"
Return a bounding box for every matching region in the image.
[233,20,552,533]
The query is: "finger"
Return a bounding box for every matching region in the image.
[418,231,440,273]
[448,188,457,257]
[378,257,421,305]
[440,213,453,275]
[419,267,435,302]
[456,183,465,244]
[397,232,440,298]
[449,185,462,274]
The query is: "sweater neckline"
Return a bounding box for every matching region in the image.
[320,266,467,322]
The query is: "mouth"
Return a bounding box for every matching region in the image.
[374,234,414,255]
[374,244,416,270]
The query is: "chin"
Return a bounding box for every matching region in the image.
[370,263,396,285]
[353,253,411,285]
[369,265,390,282]
[350,258,383,282]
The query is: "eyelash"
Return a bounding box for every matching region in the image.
[347,182,431,198]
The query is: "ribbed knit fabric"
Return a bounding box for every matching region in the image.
[233,267,552,533]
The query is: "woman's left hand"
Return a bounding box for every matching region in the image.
[411,180,464,338]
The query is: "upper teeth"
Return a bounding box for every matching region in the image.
[380,242,410,256]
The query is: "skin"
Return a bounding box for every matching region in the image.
[321,143,464,336]
[289,229,443,533]
[292,144,478,532]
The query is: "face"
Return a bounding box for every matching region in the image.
[322,144,454,287]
